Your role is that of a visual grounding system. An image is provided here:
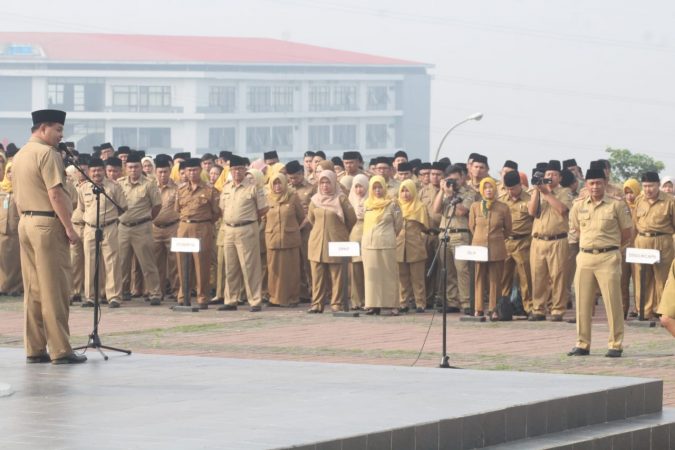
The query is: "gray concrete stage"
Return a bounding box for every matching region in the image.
[0,347,667,449]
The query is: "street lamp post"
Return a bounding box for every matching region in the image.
[433,112,483,162]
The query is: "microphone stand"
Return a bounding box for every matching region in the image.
[427,193,462,369]
[66,153,131,360]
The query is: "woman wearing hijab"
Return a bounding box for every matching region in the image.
[348,174,369,309]
[469,177,512,319]
[307,170,357,313]
[362,175,403,315]
[622,179,641,318]
[141,156,155,179]
[247,168,270,302]
[397,179,430,313]
[0,163,22,295]
[265,173,305,306]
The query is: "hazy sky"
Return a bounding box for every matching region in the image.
[4,0,675,174]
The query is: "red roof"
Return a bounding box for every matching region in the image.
[0,32,422,66]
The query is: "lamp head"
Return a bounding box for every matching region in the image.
[469,112,483,121]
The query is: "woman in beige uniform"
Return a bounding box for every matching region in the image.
[348,174,369,309]
[363,175,403,315]
[622,179,640,318]
[397,179,430,313]
[265,173,305,306]
[469,177,512,320]
[307,170,357,313]
[0,162,22,295]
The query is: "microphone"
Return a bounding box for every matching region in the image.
[449,196,463,206]
[58,142,77,161]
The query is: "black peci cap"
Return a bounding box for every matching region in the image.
[397,162,412,172]
[285,160,303,174]
[183,158,202,168]
[100,142,114,151]
[503,160,518,171]
[343,151,360,161]
[585,169,606,180]
[546,160,562,173]
[394,150,408,159]
[503,170,521,187]
[472,154,488,165]
[563,159,578,170]
[126,152,142,164]
[641,172,660,183]
[561,169,576,187]
[31,109,66,125]
[105,156,122,168]
[89,157,104,168]
[263,150,279,160]
[219,151,232,161]
[229,155,247,167]
[117,146,130,155]
[589,160,605,171]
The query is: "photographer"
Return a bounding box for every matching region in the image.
[527,160,574,321]
[432,165,475,314]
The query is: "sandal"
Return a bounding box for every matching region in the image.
[474,310,484,317]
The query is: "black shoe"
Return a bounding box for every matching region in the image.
[217,304,237,311]
[70,294,82,303]
[528,314,546,321]
[26,353,51,364]
[122,293,132,301]
[306,308,322,314]
[463,308,473,316]
[149,297,161,306]
[267,303,281,307]
[249,306,262,312]
[549,314,563,322]
[447,306,461,313]
[81,300,94,308]
[52,353,87,365]
[416,307,425,313]
[365,308,381,316]
[399,307,409,313]
[198,303,208,310]
[209,297,224,305]
[109,300,121,309]
[567,347,590,356]
[605,349,623,358]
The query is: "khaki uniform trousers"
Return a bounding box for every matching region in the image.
[350,261,365,308]
[445,232,471,309]
[152,223,179,297]
[119,222,162,298]
[425,235,440,303]
[176,222,213,305]
[0,231,22,294]
[299,226,313,300]
[399,261,426,309]
[214,227,226,299]
[19,215,73,359]
[130,256,144,295]
[566,242,580,306]
[310,261,345,311]
[620,249,637,317]
[634,234,675,317]
[574,251,624,351]
[531,237,569,316]
[501,238,533,314]
[223,222,263,307]
[69,223,85,297]
[83,223,122,301]
[475,261,504,313]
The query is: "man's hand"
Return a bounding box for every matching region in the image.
[536,182,552,195]
[441,180,455,196]
[65,227,80,245]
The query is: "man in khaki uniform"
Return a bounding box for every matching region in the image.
[568,168,632,357]
[152,156,180,300]
[528,160,574,321]
[373,157,400,198]
[633,171,675,318]
[105,156,123,181]
[499,170,534,314]
[658,260,675,336]
[218,155,269,312]
[69,154,89,303]
[79,157,128,308]
[14,109,86,364]
[175,158,220,309]
[419,161,443,305]
[117,152,163,305]
[286,160,314,302]
[99,142,114,161]
[341,151,366,180]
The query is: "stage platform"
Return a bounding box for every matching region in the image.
[0,347,672,449]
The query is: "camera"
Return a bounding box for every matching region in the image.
[445,178,456,188]
[531,171,552,186]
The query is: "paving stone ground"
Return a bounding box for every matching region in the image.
[1,295,673,405]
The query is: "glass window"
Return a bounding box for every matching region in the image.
[112,86,137,107]
[247,86,271,112]
[334,86,358,111]
[48,83,64,106]
[367,86,389,111]
[272,87,294,112]
[209,127,236,150]
[209,86,236,112]
[113,127,138,148]
[140,86,171,108]
[139,127,171,148]
[332,125,357,149]
[246,127,271,152]
[73,85,85,112]
[366,124,388,149]
[309,86,331,111]
[272,126,293,151]
[308,125,330,150]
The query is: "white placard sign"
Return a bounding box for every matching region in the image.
[171,237,201,253]
[455,245,489,262]
[626,248,660,265]
[328,241,360,258]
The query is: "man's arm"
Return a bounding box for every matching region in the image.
[48,185,79,244]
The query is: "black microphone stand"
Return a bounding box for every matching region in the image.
[66,153,131,360]
[427,194,461,369]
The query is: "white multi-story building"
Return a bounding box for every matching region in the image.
[0,32,430,160]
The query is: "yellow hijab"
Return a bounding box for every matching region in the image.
[267,162,285,185]
[479,177,497,217]
[398,179,428,228]
[623,178,641,205]
[170,161,181,183]
[214,165,231,192]
[268,172,291,204]
[0,162,12,193]
[363,175,392,233]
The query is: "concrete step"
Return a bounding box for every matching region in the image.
[485,408,675,450]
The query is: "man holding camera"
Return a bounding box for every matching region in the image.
[528,160,574,321]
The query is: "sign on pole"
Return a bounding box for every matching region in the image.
[171,237,200,253]
[455,245,489,262]
[328,241,360,258]
[626,248,660,265]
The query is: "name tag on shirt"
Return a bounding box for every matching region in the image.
[455,245,488,262]
[626,248,660,265]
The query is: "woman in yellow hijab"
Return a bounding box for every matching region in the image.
[396,179,430,313]
[362,175,403,315]
[468,177,512,319]
[621,178,641,318]
[0,162,22,295]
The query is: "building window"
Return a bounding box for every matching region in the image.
[140,86,171,108]
[308,125,330,150]
[113,127,138,148]
[367,86,389,111]
[247,85,294,112]
[112,86,138,108]
[334,86,358,111]
[333,125,357,149]
[366,124,388,149]
[272,87,294,112]
[272,126,293,151]
[112,85,172,111]
[48,83,65,106]
[309,86,331,111]
[113,127,171,149]
[208,86,236,112]
[246,127,271,152]
[209,127,236,150]
[73,85,85,111]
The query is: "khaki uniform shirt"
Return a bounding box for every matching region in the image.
[118,175,162,224]
[439,186,474,231]
[71,181,87,224]
[220,177,267,224]
[386,178,400,199]
[265,193,305,250]
[569,195,633,249]
[307,195,357,263]
[499,189,533,237]
[153,180,180,226]
[0,192,19,235]
[78,178,128,225]
[634,191,675,234]
[419,184,441,227]
[469,201,513,261]
[175,181,220,222]
[290,179,314,217]
[531,186,574,236]
[13,136,67,214]
[396,217,428,263]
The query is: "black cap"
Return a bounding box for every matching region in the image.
[430,161,445,171]
[503,171,521,188]
[503,160,518,171]
[201,153,216,162]
[182,158,202,168]
[89,157,104,168]
[155,157,171,169]
[535,162,548,173]
[419,162,432,170]
[105,156,122,168]
[126,152,142,164]
[219,151,232,161]
[315,150,326,159]
[31,109,66,125]
[561,169,576,187]
[285,160,303,175]
[343,151,360,161]
[331,156,343,167]
[468,152,480,161]
[545,160,561,173]
[100,142,114,151]
[456,163,468,174]
[304,151,315,158]
[117,146,130,155]
[394,150,408,159]
[243,157,250,166]
[397,162,412,172]
[229,154,247,167]
[585,169,606,180]
[78,154,91,166]
[563,159,578,170]
[472,154,488,165]
[373,156,390,166]
[589,160,605,171]
[263,150,279,160]
[641,172,660,183]
[173,152,191,160]
[6,143,19,157]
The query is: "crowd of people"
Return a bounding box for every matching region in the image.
[5,109,675,363]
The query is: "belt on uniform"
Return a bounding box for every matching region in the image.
[22,210,55,217]
[181,219,211,224]
[73,222,85,226]
[533,232,567,241]
[638,231,668,237]
[85,219,118,228]
[448,228,469,234]
[580,246,619,254]
[154,220,179,229]
[120,217,152,227]
[225,220,256,228]
[507,234,530,240]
